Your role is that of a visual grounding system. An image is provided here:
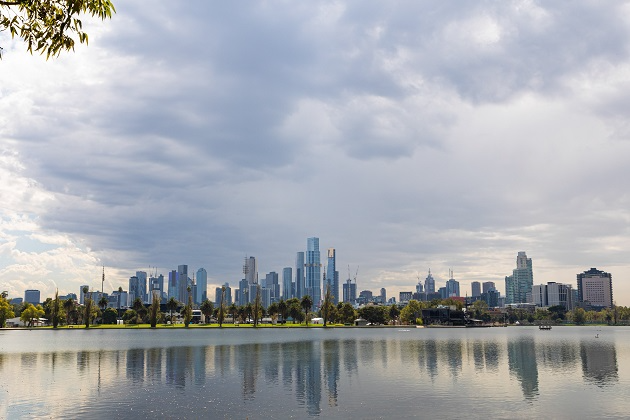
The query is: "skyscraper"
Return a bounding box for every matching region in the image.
[471,281,481,297]
[295,252,305,299]
[446,271,460,297]
[243,256,258,286]
[24,289,40,305]
[342,278,356,303]
[136,271,148,303]
[148,274,164,303]
[196,268,208,304]
[168,270,177,300]
[424,270,435,293]
[505,252,533,304]
[326,248,339,305]
[282,267,293,299]
[380,288,387,303]
[305,237,321,310]
[128,275,141,306]
[577,268,613,309]
[177,265,190,304]
[482,281,496,294]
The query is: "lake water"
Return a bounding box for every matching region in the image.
[1,326,629,419]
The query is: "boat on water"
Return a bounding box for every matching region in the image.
[539,325,552,330]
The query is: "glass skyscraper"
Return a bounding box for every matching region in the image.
[326,248,339,305]
[196,268,207,304]
[505,251,533,304]
[305,237,321,310]
[295,252,305,299]
[282,267,293,299]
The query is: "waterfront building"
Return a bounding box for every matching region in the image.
[424,270,435,293]
[471,281,481,297]
[505,252,533,304]
[305,237,321,310]
[196,268,208,304]
[532,282,574,310]
[577,268,613,309]
[282,267,292,300]
[342,278,356,304]
[295,252,305,299]
[326,248,339,305]
[482,281,496,294]
[24,289,40,305]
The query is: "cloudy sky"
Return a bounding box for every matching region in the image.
[2,1,630,305]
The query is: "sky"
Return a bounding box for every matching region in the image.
[1,1,630,305]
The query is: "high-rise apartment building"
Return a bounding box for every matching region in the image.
[471,281,481,297]
[282,267,293,299]
[424,270,435,293]
[325,248,339,305]
[196,268,207,304]
[243,256,257,286]
[505,252,533,304]
[577,268,613,309]
[295,252,305,299]
[305,237,321,310]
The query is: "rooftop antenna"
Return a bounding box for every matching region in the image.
[101,266,105,294]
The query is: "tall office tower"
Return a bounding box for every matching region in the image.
[238,278,249,305]
[471,281,481,297]
[168,270,178,300]
[196,268,208,304]
[326,248,340,304]
[295,252,305,299]
[148,275,164,303]
[79,285,89,304]
[265,272,280,302]
[215,285,224,306]
[446,271,460,297]
[577,268,613,309]
[415,277,424,294]
[424,270,435,293]
[380,288,386,304]
[128,275,141,306]
[482,281,496,294]
[223,283,232,305]
[243,256,258,286]
[532,282,574,310]
[505,252,533,304]
[305,237,321,310]
[342,278,356,303]
[24,289,40,305]
[282,267,293,299]
[136,271,148,303]
[178,265,190,304]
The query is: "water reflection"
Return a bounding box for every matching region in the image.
[580,339,618,387]
[1,330,628,418]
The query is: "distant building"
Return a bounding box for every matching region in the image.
[424,270,435,293]
[343,278,357,304]
[305,237,321,310]
[399,291,412,303]
[168,270,177,301]
[149,274,164,303]
[505,252,533,304]
[136,271,148,302]
[577,268,613,309]
[177,265,190,304]
[446,273,460,297]
[326,248,339,305]
[482,281,496,294]
[196,268,207,304]
[471,281,481,297]
[380,288,386,304]
[531,282,574,310]
[79,285,89,304]
[24,289,40,305]
[282,267,293,300]
[359,290,373,302]
[295,252,305,299]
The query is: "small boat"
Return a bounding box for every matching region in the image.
[539,325,552,330]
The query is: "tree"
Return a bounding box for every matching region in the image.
[267,302,279,324]
[63,298,76,325]
[200,299,214,324]
[388,305,400,325]
[20,303,44,327]
[102,307,118,324]
[148,292,161,328]
[0,294,15,328]
[166,297,178,324]
[573,308,587,325]
[132,297,145,325]
[301,295,313,326]
[358,305,386,325]
[252,285,261,328]
[183,287,193,328]
[83,286,93,329]
[0,0,116,59]
[122,309,137,323]
[472,300,489,319]
[321,286,332,327]
[229,303,238,324]
[51,290,62,328]
[278,299,288,324]
[217,286,226,328]
[400,300,423,325]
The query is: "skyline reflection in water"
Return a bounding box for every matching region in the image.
[0,327,628,419]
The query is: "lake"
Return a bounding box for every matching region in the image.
[1,326,629,419]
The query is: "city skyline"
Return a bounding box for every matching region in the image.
[3,2,630,306]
